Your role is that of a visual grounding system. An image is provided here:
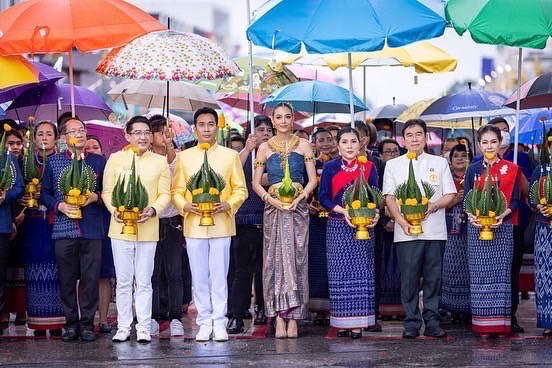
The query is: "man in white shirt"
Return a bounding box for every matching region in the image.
[382,119,456,339]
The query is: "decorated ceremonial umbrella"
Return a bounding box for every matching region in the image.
[445,0,552,162]
[0,0,165,117]
[97,30,239,121]
[247,0,446,125]
[5,84,112,122]
[0,61,65,103]
[108,79,219,111]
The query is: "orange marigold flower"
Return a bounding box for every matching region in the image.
[132,207,140,213]
[209,188,219,195]
[488,211,496,217]
[68,137,78,146]
[131,146,140,154]
[367,202,376,209]
[199,143,211,151]
[484,152,496,160]
[351,200,361,210]
[541,198,547,205]
[3,123,11,132]
[31,178,39,185]
[218,114,226,129]
[357,155,368,164]
[406,151,417,160]
[118,205,126,212]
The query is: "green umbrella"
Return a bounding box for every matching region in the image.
[445,0,552,163]
[446,0,552,49]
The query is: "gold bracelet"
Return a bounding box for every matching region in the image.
[262,192,269,202]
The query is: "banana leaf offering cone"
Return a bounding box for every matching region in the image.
[278,157,296,208]
[22,118,44,208]
[344,156,384,239]
[111,147,149,235]
[393,152,435,235]
[186,143,226,226]
[0,124,15,195]
[465,152,507,240]
[60,138,96,219]
[530,136,552,228]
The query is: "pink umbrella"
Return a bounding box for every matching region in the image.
[217,92,308,121]
[85,120,126,158]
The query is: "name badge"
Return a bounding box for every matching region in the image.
[427,171,439,184]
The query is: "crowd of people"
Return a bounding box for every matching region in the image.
[0,104,548,344]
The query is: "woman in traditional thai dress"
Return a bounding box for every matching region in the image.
[20,121,64,336]
[307,128,333,318]
[252,102,317,339]
[319,127,379,339]
[530,153,552,337]
[441,144,471,323]
[376,139,404,320]
[464,125,520,338]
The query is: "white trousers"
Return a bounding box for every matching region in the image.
[111,239,157,331]
[186,237,231,326]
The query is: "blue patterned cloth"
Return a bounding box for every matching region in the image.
[326,217,375,328]
[535,221,552,328]
[308,215,329,311]
[441,234,471,314]
[468,222,512,334]
[266,152,304,185]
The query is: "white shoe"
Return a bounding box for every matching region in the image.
[112,329,130,342]
[195,324,213,342]
[213,322,228,342]
[137,330,151,343]
[170,319,184,336]
[150,320,159,336]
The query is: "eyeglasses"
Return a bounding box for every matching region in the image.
[65,128,87,136]
[382,149,400,155]
[129,130,152,137]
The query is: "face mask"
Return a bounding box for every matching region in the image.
[442,151,450,161]
[500,131,510,148]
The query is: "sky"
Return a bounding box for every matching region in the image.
[208,0,503,108]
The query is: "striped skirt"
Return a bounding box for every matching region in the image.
[535,221,552,328]
[441,234,471,314]
[326,217,375,328]
[467,222,513,334]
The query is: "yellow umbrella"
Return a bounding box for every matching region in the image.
[0,55,39,91]
[276,41,457,73]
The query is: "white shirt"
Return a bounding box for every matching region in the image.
[159,152,180,219]
[382,152,456,243]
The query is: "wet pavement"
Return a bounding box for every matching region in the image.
[0,296,550,367]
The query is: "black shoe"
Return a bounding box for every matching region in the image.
[33,330,47,337]
[243,310,253,319]
[423,326,447,338]
[49,329,63,337]
[511,322,525,333]
[225,311,233,319]
[543,329,552,337]
[337,329,350,337]
[521,292,530,300]
[99,323,112,333]
[254,307,267,325]
[80,330,97,342]
[350,330,362,339]
[62,328,80,342]
[402,328,420,339]
[364,323,382,332]
[226,318,244,334]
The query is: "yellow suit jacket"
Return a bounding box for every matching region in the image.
[172,143,248,238]
[102,149,171,242]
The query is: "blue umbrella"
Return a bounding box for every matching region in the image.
[510,110,552,145]
[262,80,368,114]
[418,84,516,121]
[247,0,446,124]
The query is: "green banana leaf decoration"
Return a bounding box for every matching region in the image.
[111,148,149,211]
[22,122,45,183]
[59,138,96,196]
[344,156,383,217]
[186,143,226,203]
[278,157,296,198]
[464,162,507,217]
[393,152,435,215]
[530,136,552,206]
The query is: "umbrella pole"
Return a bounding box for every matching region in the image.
[247,0,256,176]
[513,47,522,164]
[348,53,355,128]
[69,49,76,118]
[363,66,367,122]
[471,117,476,154]
[166,80,170,123]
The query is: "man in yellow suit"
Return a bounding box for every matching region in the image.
[102,116,171,344]
[172,107,247,342]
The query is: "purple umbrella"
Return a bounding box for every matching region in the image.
[0,61,65,103]
[5,83,112,122]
